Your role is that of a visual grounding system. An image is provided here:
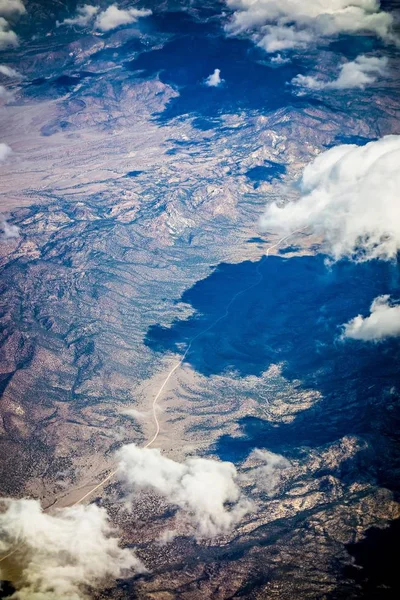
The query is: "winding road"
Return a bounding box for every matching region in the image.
[0,229,303,566]
[71,229,303,505]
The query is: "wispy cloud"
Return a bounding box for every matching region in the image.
[57,4,99,28]
[246,449,290,495]
[292,55,388,91]
[0,64,22,79]
[58,3,152,32]
[0,142,12,160]
[0,217,19,241]
[0,83,15,103]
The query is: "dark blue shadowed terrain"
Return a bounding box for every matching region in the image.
[327,35,382,59]
[1,1,400,597]
[336,518,400,599]
[246,161,286,184]
[330,134,377,147]
[125,170,144,177]
[125,11,321,122]
[146,255,399,379]
[146,255,400,487]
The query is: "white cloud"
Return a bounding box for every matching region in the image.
[257,24,313,53]
[122,408,145,420]
[260,135,400,261]
[120,407,149,421]
[292,55,388,90]
[58,3,152,32]
[94,4,152,32]
[0,0,24,48]
[205,68,224,87]
[0,498,145,600]
[0,16,18,48]
[0,83,15,103]
[0,64,22,78]
[1,217,19,241]
[0,142,12,160]
[342,295,400,341]
[248,449,290,495]
[271,53,290,65]
[0,0,25,16]
[57,4,99,28]
[225,1,395,53]
[117,444,252,539]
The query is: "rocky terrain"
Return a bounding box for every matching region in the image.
[1,1,400,598]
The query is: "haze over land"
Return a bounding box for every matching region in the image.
[0,1,400,599]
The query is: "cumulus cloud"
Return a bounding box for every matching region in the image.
[0,498,145,600]
[0,16,18,48]
[205,68,224,87]
[57,4,99,28]
[1,217,19,241]
[117,444,252,539]
[225,0,395,53]
[94,4,152,32]
[342,295,400,341]
[0,0,24,48]
[0,64,21,78]
[257,24,313,53]
[292,55,388,90]
[0,0,25,16]
[248,449,290,495]
[58,3,152,32]
[271,53,290,65]
[260,135,400,261]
